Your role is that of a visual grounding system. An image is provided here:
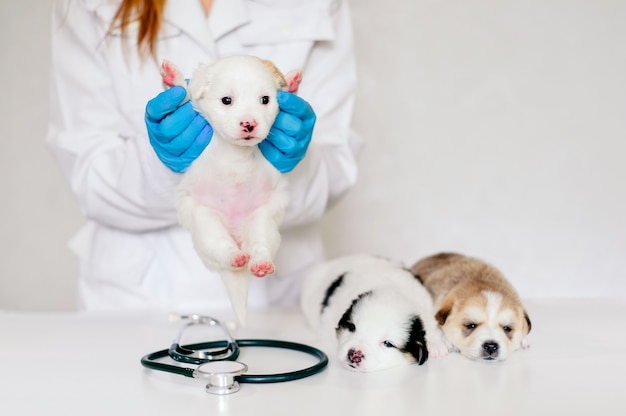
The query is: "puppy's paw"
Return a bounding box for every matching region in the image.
[249,261,275,278]
[428,339,450,359]
[521,337,531,350]
[196,244,245,272]
[436,336,459,354]
[230,252,250,269]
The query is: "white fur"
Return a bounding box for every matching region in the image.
[163,56,296,324]
[301,254,448,372]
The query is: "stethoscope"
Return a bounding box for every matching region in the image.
[141,314,328,394]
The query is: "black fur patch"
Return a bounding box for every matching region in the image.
[321,273,346,314]
[335,291,372,334]
[403,315,429,365]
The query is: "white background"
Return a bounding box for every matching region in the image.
[1,0,625,311]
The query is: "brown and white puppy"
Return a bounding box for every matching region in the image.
[411,253,531,361]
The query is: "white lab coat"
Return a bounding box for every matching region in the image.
[47,0,361,314]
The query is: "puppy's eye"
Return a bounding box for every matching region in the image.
[463,322,479,337]
[382,341,396,349]
[260,96,270,105]
[502,326,513,333]
[221,97,232,105]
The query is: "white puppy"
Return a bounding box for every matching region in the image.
[411,253,532,361]
[301,254,448,372]
[161,56,301,324]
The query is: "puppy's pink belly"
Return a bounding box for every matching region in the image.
[191,183,272,242]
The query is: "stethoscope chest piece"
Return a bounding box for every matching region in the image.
[195,360,248,395]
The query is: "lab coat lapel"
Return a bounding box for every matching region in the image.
[164,0,250,55]
[164,0,213,55]
[209,0,250,40]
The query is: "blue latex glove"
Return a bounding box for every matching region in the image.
[145,86,213,173]
[260,91,316,173]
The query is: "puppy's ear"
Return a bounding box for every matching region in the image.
[523,310,532,334]
[405,315,429,365]
[188,62,213,100]
[260,59,287,90]
[435,298,454,326]
[283,69,303,93]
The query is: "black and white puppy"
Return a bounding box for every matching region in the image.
[301,254,447,372]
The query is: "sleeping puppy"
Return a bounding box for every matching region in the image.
[161,56,302,324]
[411,253,531,361]
[301,254,448,372]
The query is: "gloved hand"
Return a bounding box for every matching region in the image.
[145,86,213,173]
[260,91,316,173]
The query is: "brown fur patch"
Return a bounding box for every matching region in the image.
[260,59,287,89]
[435,298,453,325]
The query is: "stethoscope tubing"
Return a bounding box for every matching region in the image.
[141,339,328,384]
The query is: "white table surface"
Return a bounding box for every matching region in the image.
[2,299,625,415]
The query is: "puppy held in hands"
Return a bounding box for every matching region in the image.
[411,253,531,361]
[161,56,302,324]
[301,254,448,372]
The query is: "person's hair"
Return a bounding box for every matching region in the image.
[110,0,167,59]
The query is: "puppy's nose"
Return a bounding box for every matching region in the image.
[347,348,364,365]
[240,120,257,133]
[482,341,499,357]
